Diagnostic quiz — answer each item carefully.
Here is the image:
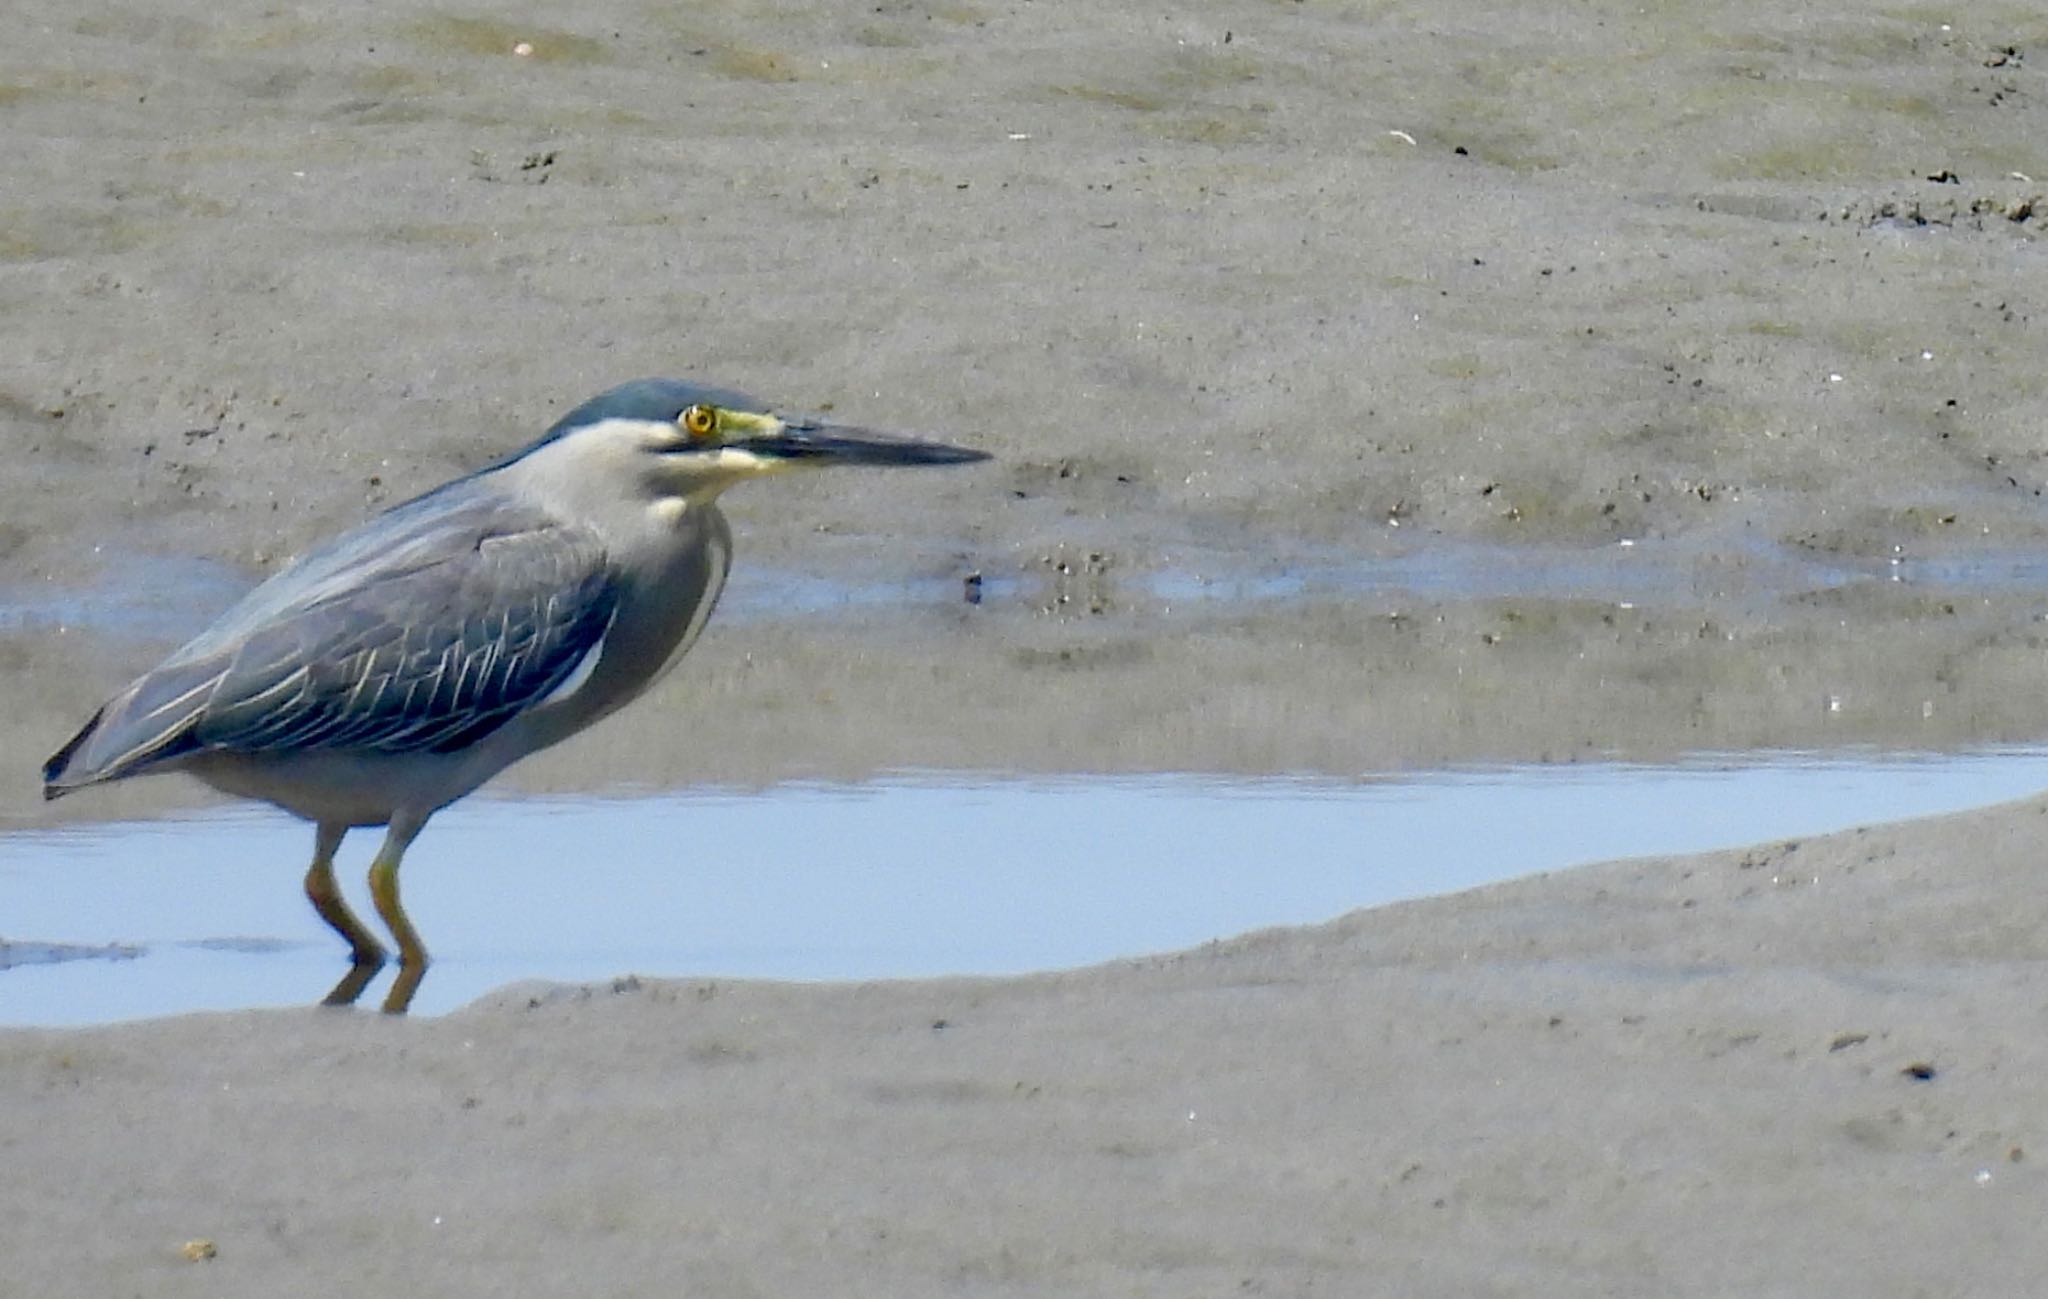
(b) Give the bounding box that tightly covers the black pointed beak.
[733,421,991,467]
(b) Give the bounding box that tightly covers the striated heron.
[43,378,988,1012]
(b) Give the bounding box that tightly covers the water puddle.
[0,553,250,641]
[5,748,2046,1025]
[19,533,2048,645]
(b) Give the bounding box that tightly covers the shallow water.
[0,553,250,641]
[15,531,2048,642]
[5,749,2047,1025]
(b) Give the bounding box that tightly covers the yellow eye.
[680,405,717,438]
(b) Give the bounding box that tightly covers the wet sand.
[6,0,2048,1290]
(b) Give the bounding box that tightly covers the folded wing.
[44,487,617,794]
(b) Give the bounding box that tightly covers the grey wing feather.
[45,485,617,791]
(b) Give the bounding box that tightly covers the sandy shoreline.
[7,0,2048,1290]
[10,796,2048,1294]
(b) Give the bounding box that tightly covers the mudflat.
[4,0,2048,1292]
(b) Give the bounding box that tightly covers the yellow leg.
[303,822,387,1007]
[367,812,430,1015]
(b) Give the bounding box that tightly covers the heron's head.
[511,378,988,508]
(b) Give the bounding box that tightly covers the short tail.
[41,707,105,800]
